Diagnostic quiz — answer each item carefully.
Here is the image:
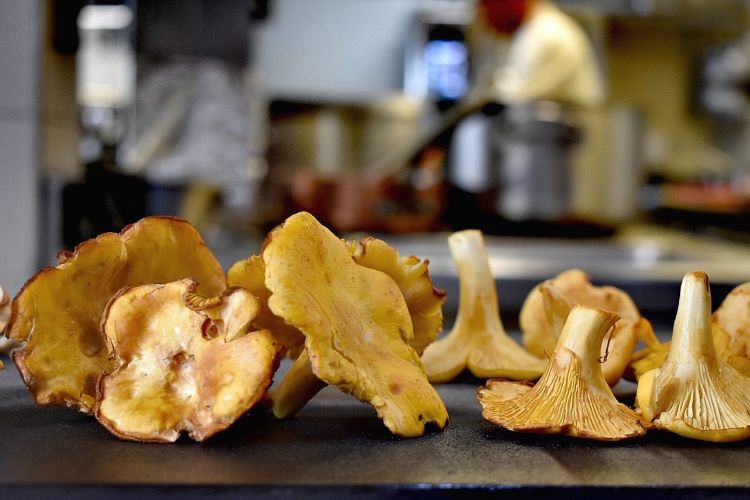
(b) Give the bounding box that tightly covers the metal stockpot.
[495,102,580,221]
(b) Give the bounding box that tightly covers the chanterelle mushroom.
[520,269,651,386]
[96,280,279,443]
[346,237,446,356]
[627,281,750,382]
[228,237,445,358]
[264,212,448,438]
[421,230,546,382]
[636,272,750,442]
[228,255,305,356]
[478,305,646,441]
[6,217,226,412]
[711,282,750,378]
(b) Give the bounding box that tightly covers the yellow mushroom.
[478,305,645,441]
[711,282,750,377]
[229,237,445,359]
[346,236,446,356]
[228,255,305,357]
[5,217,226,412]
[264,212,448,438]
[421,230,546,382]
[627,281,750,382]
[520,269,651,386]
[636,272,750,442]
[96,280,279,443]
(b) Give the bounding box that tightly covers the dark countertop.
[2,356,750,499]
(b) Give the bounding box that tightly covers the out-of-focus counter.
[211,223,750,326]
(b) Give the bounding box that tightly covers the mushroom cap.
[6,216,226,412]
[479,305,645,441]
[263,212,448,437]
[636,272,750,442]
[96,280,279,443]
[422,230,546,382]
[712,282,750,377]
[228,237,445,358]
[347,237,446,356]
[520,269,644,386]
[228,255,305,355]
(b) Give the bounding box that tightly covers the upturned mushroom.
[263,212,448,438]
[636,272,750,442]
[627,281,750,381]
[520,269,651,386]
[478,305,646,441]
[5,217,226,412]
[421,230,546,382]
[96,280,280,442]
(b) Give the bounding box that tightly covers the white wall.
[0,1,41,293]
[255,0,463,102]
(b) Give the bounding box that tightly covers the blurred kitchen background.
[3,0,750,323]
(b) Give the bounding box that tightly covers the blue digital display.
[424,40,469,101]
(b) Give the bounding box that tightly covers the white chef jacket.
[493,1,605,108]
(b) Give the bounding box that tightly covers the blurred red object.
[478,0,531,35]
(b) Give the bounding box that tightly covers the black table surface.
[1,356,750,500]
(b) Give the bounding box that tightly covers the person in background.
[445,0,608,229]
[478,0,605,109]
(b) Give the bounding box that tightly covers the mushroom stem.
[450,230,503,336]
[669,272,715,363]
[556,305,619,381]
[270,348,326,419]
[422,230,546,381]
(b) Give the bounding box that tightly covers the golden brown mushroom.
[96,280,279,442]
[228,255,305,356]
[636,272,750,442]
[712,282,750,377]
[346,237,446,355]
[421,230,546,382]
[520,269,651,386]
[264,212,448,438]
[6,216,226,412]
[478,305,645,441]
[627,281,750,381]
[228,237,445,358]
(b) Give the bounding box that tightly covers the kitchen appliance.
[60,0,267,247]
[496,101,580,221]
